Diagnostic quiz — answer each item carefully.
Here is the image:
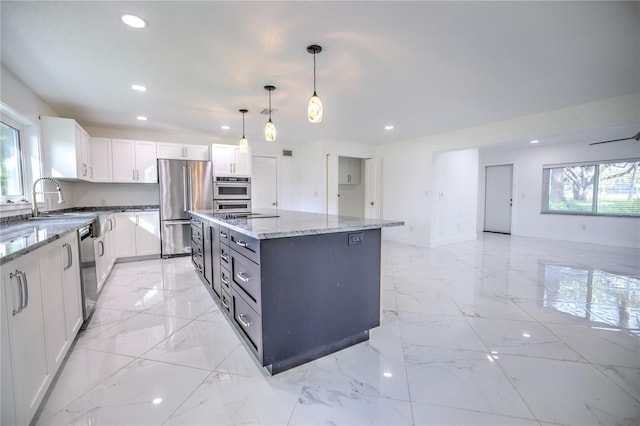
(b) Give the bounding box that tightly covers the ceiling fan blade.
[589,131,640,145]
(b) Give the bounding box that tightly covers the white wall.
[480,140,640,248]
[376,93,640,248]
[431,149,479,246]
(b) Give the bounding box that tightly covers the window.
[542,159,640,217]
[1,119,25,202]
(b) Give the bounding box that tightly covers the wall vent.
[282,149,293,157]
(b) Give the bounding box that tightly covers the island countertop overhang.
[189,208,404,240]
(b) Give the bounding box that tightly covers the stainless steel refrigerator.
[158,159,213,257]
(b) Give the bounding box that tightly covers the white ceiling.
[1,1,639,146]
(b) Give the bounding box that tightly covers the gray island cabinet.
[190,209,403,374]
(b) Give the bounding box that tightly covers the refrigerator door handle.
[164,220,190,225]
[182,166,188,213]
[188,167,193,211]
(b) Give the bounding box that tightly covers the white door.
[252,156,277,209]
[364,158,381,219]
[484,164,513,234]
[326,154,339,214]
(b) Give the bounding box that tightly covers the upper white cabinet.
[339,156,361,185]
[41,116,93,181]
[211,143,251,176]
[90,137,113,183]
[111,139,158,183]
[158,142,209,161]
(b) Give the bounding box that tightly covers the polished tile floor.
[34,233,639,425]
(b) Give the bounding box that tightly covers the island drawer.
[219,226,230,246]
[231,250,261,314]
[232,290,262,358]
[220,287,232,317]
[230,230,260,264]
[220,245,231,268]
[190,218,203,243]
[220,265,231,291]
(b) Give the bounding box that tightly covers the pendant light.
[238,109,249,153]
[264,85,276,142]
[307,44,323,123]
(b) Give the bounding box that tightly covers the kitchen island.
[189,209,403,374]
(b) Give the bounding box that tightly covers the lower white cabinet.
[112,211,160,259]
[1,231,83,425]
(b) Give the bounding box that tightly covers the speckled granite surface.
[190,209,404,240]
[0,206,159,264]
[0,217,95,265]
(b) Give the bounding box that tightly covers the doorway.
[484,164,513,234]
[252,156,277,209]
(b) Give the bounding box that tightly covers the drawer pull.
[234,240,248,248]
[221,274,230,286]
[237,313,252,327]
[221,253,229,262]
[222,296,230,310]
[220,231,228,238]
[236,271,250,282]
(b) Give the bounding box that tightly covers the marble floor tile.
[80,313,190,357]
[499,354,640,425]
[164,371,302,426]
[36,359,210,425]
[404,344,535,419]
[34,349,135,421]
[33,234,639,426]
[141,318,240,370]
[288,386,414,425]
[468,317,585,361]
[411,402,541,425]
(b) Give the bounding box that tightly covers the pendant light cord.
[313,51,317,94]
[268,90,272,121]
[242,112,246,138]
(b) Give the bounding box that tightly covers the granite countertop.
[190,209,404,240]
[0,206,160,265]
[0,216,96,265]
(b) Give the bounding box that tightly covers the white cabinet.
[111,139,158,183]
[158,142,209,160]
[211,144,251,176]
[339,156,361,185]
[91,137,113,183]
[41,116,93,181]
[1,232,84,425]
[112,211,160,259]
[94,214,117,291]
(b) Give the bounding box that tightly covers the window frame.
[0,115,28,203]
[541,158,640,218]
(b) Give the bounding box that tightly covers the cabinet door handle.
[237,313,252,327]
[63,243,72,270]
[236,271,250,282]
[20,271,29,310]
[234,240,248,248]
[89,166,93,179]
[133,169,136,180]
[10,270,23,316]
[99,240,105,257]
[83,163,87,176]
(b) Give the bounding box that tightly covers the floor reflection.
[541,263,640,331]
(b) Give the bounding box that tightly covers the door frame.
[481,162,516,234]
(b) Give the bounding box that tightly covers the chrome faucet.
[32,177,65,217]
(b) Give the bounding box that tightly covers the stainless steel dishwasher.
[78,222,97,327]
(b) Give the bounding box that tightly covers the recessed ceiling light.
[530,140,539,144]
[384,125,394,130]
[136,116,148,121]
[131,84,147,92]
[121,14,147,29]
[221,125,230,130]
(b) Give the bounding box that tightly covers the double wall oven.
[213,176,251,214]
